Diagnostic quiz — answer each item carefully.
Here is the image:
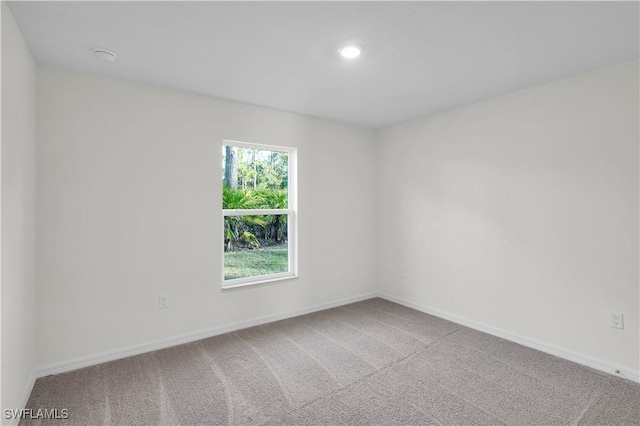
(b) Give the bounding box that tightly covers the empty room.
[1,1,639,425]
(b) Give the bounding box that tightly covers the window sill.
[222,273,298,291]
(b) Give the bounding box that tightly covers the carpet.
[23,298,640,425]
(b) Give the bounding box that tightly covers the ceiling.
[8,1,639,129]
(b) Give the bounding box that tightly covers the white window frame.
[221,139,298,289]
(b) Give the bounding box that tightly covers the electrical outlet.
[609,312,623,329]
[159,295,169,309]
[400,268,406,278]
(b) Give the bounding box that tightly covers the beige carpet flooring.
[23,298,640,425]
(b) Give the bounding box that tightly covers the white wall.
[1,1,38,414]
[376,60,639,371]
[36,66,377,366]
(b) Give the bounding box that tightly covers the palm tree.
[256,189,288,244]
[222,186,265,251]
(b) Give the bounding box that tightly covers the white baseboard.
[3,372,38,426]
[379,292,640,383]
[35,292,378,378]
[21,288,638,414]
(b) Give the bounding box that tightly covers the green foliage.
[224,216,262,251]
[222,146,289,254]
[222,185,288,251]
[254,189,287,209]
[223,186,263,251]
[253,189,288,242]
[223,147,288,191]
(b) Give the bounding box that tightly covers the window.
[222,140,297,288]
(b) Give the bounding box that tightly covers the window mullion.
[223,209,292,216]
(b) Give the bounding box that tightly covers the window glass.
[222,142,296,288]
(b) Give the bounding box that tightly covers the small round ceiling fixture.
[93,48,117,63]
[338,45,362,59]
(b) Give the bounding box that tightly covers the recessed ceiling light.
[339,45,362,59]
[93,48,117,63]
